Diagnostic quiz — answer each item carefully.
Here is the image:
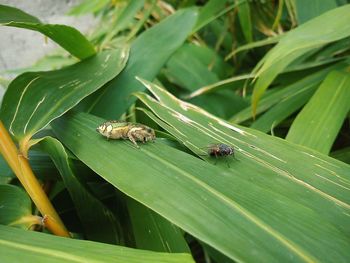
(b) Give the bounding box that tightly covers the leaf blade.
[0,4,96,59]
[134,78,350,262]
[0,225,194,263]
[91,8,198,119]
[252,5,350,114]
[286,70,350,154]
[0,47,129,142]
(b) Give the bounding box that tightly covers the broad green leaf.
[250,84,317,133]
[127,198,190,253]
[0,184,37,228]
[237,0,253,43]
[0,225,194,263]
[0,4,95,60]
[91,8,198,119]
[294,0,338,24]
[286,70,350,154]
[50,111,305,262]
[134,78,350,262]
[54,104,350,262]
[252,5,350,114]
[0,47,129,143]
[40,137,123,244]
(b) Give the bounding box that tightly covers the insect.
[207,143,234,157]
[201,143,235,166]
[96,120,155,148]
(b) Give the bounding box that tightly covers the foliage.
[0,1,349,262]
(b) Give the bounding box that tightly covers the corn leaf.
[91,8,198,119]
[133,78,350,262]
[0,47,129,143]
[286,70,350,154]
[0,225,194,263]
[252,5,350,115]
[0,4,95,59]
[40,137,123,244]
[0,184,33,228]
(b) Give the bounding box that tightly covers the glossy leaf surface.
[0,225,194,263]
[134,78,350,262]
[286,70,350,154]
[0,47,129,142]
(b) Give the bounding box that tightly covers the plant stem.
[0,121,70,237]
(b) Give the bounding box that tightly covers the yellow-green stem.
[0,121,70,237]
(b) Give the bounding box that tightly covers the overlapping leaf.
[252,4,350,114]
[286,70,350,154]
[91,8,198,119]
[40,137,123,244]
[0,184,36,228]
[133,78,350,262]
[0,225,194,263]
[0,47,129,143]
[0,4,95,59]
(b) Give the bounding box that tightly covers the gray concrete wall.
[0,0,97,72]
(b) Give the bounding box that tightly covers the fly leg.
[214,152,218,165]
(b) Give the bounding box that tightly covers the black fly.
[201,143,236,167]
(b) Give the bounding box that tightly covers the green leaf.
[0,225,194,263]
[91,8,198,119]
[165,44,231,92]
[52,111,283,262]
[166,54,217,92]
[0,47,129,143]
[250,83,317,133]
[286,70,350,154]
[0,184,35,228]
[0,4,96,59]
[134,78,350,262]
[40,137,123,244]
[230,64,340,123]
[189,91,248,119]
[252,5,350,114]
[237,0,253,43]
[294,0,338,24]
[127,198,190,253]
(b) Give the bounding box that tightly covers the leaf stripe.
[9,76,40,135]
[142,148,318,263]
